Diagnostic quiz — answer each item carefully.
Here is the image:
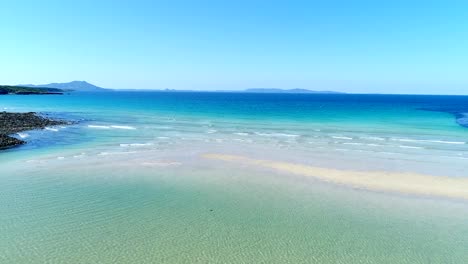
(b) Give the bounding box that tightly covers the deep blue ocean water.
[3,92,468,125]
[2,92,468,159]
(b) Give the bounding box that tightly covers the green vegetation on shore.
[0,85,64,95]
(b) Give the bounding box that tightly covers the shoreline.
[203,153,468,200]
[0,112,69,149]
[0,85,64,95]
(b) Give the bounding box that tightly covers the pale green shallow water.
[2,92,468,263]
[2,161,468,263]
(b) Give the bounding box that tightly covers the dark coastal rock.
[0,112,69,150]
[0,134,25,149]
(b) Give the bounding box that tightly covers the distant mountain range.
[243,88,344,94]
[21,81,107,92]
[14,82,343,94]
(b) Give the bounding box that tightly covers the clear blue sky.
[1,0,467,94]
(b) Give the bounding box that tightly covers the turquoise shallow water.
[1,92,468,263]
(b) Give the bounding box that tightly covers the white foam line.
[88,125,137,130]
[45,127,59,132]
[255,132,299,137]
[363,136,385,141]
[17,132,29,139]
[399,145,423,149]
[332,136,353,140]
[110,125,136,130]
[422,140,465,145]
[276,133,300,137]
[120,143,153,147]
[392,138,465,145]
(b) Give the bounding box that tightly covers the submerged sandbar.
[203,153,468,200]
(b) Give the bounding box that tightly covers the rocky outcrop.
[0,134,25,149]
[0,112,69,149]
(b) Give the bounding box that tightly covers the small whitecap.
[274,133,299,137]
[399,145,423,149]
[421,140,465,145]
[110,125,136,130]
[255,132,299,137]
[363,136,385,141]
[332,136,353,140]
[366,143,383,147]
[392,138,464,145]
[17,132,29,139]
[120,143,153,147]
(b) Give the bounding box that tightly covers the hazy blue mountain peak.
[22,81,107,92]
